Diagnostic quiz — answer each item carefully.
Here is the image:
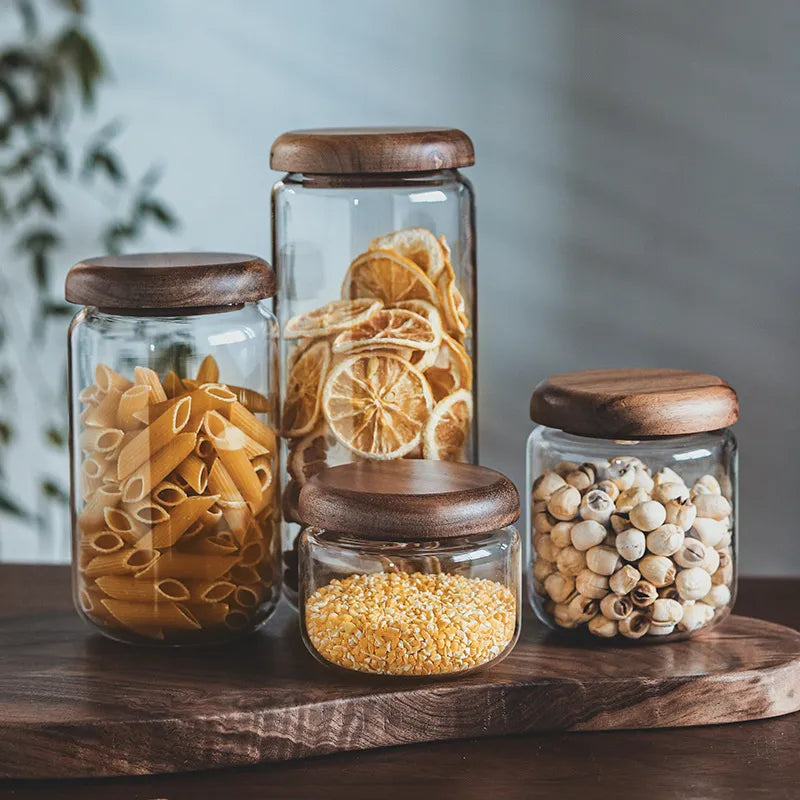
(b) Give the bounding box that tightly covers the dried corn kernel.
[304,571,516,676]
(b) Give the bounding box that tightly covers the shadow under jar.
[297,460,521,677]
[271,127,477,604]
[65,253,281,645]
[527,369,739,643]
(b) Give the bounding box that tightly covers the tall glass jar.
[526,369,739,643]
[65,253,281,644]
[271,127,478,602]
[297,460,521,677]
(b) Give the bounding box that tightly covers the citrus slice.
[288,425,336,485]
[369,228,446,281]
[422,389,473,461]
[341,250,439,307]
[424,333,473,402]
[436,263,469,337]
[395,300,444,370]
[332,308,441,354]
[285,298,382,339]
[282,340,330,438]
[322,353,433,460]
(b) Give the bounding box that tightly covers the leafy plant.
[0,0,179,544]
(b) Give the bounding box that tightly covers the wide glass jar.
[271,127,478,603]
[527,369,738,643]
[297,461,521,677]
[65,253,281,645]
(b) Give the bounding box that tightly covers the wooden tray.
[2,603,799,779]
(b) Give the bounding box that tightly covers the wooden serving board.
[2,602,799,779]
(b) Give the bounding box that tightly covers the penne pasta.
[79,384,100,405]
[238,539,265,568]
[103,507,145,544]
[95,363,133,394]
[180,519,206,540]
[185,602,229,627]
[206,458,253,539]
[186,385,236,432]
[116,384,152,430]
[79,426,124,454]
[224,608,250,631]
[229,402,276,454]
[84,547,159,579]
[121,432,196,503]
[83,387,123,428]
[135,494,219,550]
[78,484,122,533]
[117,396,192,480]
[204,412,262,506]
[181,535,239,557]
[101,598,200,632]
[162,370,184,398]
[95,575,190,603]
[234,582,267,609]
[134,551,237,581]
[122,498,170,526]
[133,366,167,402]
[228,564,260,585]
[79,585,119,626]
[225,384,271,414]
[82,530,126,554]
[82,453,111,481]
[200,503,223,528]
[195,434,215,460]
[185,578,236,603]
[195,354,220,383]
[242,434,269,459]
[176,454,209,494]
[153,481,188,508]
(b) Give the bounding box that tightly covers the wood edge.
[3,615,798,779]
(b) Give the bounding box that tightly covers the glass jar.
[297,460,521,677]
[65,253,281,645]
[527,369,739,643]
[271,127,477,603]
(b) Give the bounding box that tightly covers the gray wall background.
[2,0,798,573]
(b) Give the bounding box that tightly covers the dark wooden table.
[0,565,798,800]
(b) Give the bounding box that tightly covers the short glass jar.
[297,460,521,677]
[527,369,738,643]
[65,253,281,644]
[271,127,478,604]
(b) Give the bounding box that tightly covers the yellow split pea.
[304,571,516,676]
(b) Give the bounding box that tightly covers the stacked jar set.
[64,128,738,674]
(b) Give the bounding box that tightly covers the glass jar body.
[299,526,521,676]
[273,171,477,603]
[526,426,737,642]
[68,303,281,645]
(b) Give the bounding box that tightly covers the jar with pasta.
[271,127,478,603]
[65,252,280,644]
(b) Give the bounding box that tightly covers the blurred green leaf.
[42,301,73,317]
[81,148,124,184]
[53,26,105,105]
[137,199,177,229]
[41,479,68,504]
[15,227,62,254]
[0,489,29,518]
[45,427,66,447]
[0,421,11,444]
[16,0,38,37]
[15,177,59,216]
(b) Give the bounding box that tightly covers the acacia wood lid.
[298,461,519,539]
[65,252,275,310]
[270,127,474,174]
[530,368,739,438]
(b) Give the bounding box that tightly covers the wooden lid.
[65,252,275,310]
[298,461,519,539]
[530,368,739,438]
[270,127,474,174]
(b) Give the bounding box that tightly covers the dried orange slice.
[332,308,441,354]
[436,263,469,337]
[422,389,473,461]
[342,250,439,307]
[322,353,433,459]
[288,425,336,485]
[282,340,330,438]
[395,300,444,370]
[369,228,446,281]
[285,298,382,339]
[424,333,473,402]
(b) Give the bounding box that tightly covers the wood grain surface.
[530,368,739,438]
[0,566,798,780]
[65,252,275,310]
[270,127,475,174]
[298,461,520,538]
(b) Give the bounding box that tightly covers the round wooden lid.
[270,127,474,174]
[65,252,275,310]
[298,461,519,539]
[530,368,739,438]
